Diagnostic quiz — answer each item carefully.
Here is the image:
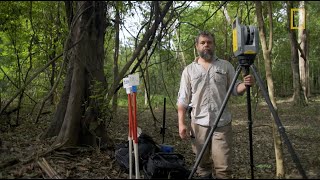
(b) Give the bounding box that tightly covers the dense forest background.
[0,1,319,179]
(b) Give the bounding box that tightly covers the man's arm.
[178,103,188,139]
[177,67,191,140]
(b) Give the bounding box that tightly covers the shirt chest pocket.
[190,73,203,92]
[214,68,227,85]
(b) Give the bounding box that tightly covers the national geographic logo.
[291,8,305,29]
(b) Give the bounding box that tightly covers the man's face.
[196,35,214,61]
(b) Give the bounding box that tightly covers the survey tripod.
[188,55,308,179]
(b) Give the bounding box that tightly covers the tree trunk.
[298,1,309,102]
[221,4,231,60]
[287,1,306,106]
[144,57,150,106]
[42,1,109,148]
[112,5,120,116]
[255,1,285,178]
[175,26,187,69]
[48,2,62,105]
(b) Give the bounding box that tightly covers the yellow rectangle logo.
[232,28,238,53]
[291,8,305,29]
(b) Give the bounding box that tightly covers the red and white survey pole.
[123,74,140,179]
[123,77,133,179]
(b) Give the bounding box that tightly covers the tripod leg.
[242,66,254,179]
[250,64,308,179]
[188,65,242,179]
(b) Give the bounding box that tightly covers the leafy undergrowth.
[0,96,320,179]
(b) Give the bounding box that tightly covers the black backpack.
[143,152,190,179]
[114,133,160,172]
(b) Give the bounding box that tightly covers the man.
[177,31,254,179]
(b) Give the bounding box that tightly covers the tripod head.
[232,17,259,67]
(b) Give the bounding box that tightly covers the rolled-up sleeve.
[226,63,242,96]
[177,68,191,108]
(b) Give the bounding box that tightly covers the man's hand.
[236,74,255,94]
[243,74,255,86]
[178,104,189,140]
[179,123,188,140]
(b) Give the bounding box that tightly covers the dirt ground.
[0,96,319,179]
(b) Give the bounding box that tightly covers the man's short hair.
[195,31,215,44]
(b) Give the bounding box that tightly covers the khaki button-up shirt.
[177,57,242,127]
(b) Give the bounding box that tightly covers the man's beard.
[198,50,213,61]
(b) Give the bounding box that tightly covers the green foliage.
[0,1,67,103]
[1,1,320,117]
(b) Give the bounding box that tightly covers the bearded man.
[177,31,254,179]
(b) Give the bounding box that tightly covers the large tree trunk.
[42,1,109,148]
[255,1,284,178]
[287,1,306,106]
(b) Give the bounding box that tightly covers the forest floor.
[0,95,320,179]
